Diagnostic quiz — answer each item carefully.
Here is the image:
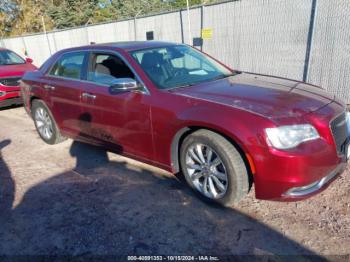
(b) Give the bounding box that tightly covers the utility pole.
[134,10,142,41]
[42,16,52,55]
[186,0,192,45]
[134,0,151,41]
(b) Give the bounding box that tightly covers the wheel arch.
[26,96,42,117]
[170,126,255,187]
[30,96,41,106]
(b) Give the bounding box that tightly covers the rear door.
[44,51,88,137]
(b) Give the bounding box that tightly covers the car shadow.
[0,139,324,258]
[0,139,14,215]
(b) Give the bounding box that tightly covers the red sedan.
[0,48,37,108]
[20,41,350,206]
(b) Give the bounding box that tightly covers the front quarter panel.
[151,91,273,173]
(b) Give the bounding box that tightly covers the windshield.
[0,50,25,66]
[130,45,233,89]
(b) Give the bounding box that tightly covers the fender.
[169,103,269,173]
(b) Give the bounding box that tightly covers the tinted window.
[49,52,86,80]
[88,53,135,86]
[131,45,232,89]
[0,50,25,65]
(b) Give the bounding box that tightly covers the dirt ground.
[0,106,349,257]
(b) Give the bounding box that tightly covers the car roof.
[62,41,182,53]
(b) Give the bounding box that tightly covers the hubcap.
[185,143,228,199]
[35,107,53,140]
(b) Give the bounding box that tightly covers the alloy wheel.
[35,107,53,140]
[185,143,228,199]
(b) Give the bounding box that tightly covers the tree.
[48,0,99,29]
[1,0,224,37]
[10,0,54,36]
[0,0,18,37]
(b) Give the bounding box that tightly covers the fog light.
[0,91,5,97]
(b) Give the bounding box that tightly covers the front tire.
[180,130,249,206]
[31,99,66,145]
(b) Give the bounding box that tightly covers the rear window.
[49,52,86,80]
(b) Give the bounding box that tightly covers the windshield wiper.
[167,83,196,90]
[210,75,228,81]
[167,71,241,91]
[210,72,239,81]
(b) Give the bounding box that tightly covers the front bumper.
[0,85,22,108]
[253,139,348,201]
[252,103,349,201]
[282,162,347,198]
[0,97,22,108]
[0,85,22,107]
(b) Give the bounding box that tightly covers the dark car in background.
[20,41,350,206]
[0,48,37,108]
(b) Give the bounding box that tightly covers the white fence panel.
[181,8,202,45]
[308,0,350,103]
[23,34,52,66]
[113,20,135,41]
[87,20,134,44]
[203,0,311,80]
[2,37,27,59]
[0,0,349,102]
[52,27,88,51]
[136,12,182,43]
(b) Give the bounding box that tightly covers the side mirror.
[25,57,33,64]
[109,78,141,94]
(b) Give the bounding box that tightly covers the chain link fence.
[307,0,350,102]
[0,0,349,103]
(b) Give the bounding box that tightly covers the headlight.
[265,124,320,149]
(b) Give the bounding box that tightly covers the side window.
[88,53,135,86]
[49,52,86,80]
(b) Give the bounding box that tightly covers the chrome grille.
[0,77,21,87]
[330,112,348,155]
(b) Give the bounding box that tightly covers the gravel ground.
[0,106,349,257]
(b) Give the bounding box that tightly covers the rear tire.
[180,129,249,207]
[31,99,66,145]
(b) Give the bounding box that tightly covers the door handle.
[43,84,55,90]
[81,92,96,99]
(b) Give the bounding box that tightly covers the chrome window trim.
[45,49,150,95]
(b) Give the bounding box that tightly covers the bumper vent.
[0,77,21,87]
[330,112,348,155]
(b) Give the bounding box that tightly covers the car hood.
[171,73,337,120]
[0,63,37,78]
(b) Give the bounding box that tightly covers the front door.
[79,51,153,160]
